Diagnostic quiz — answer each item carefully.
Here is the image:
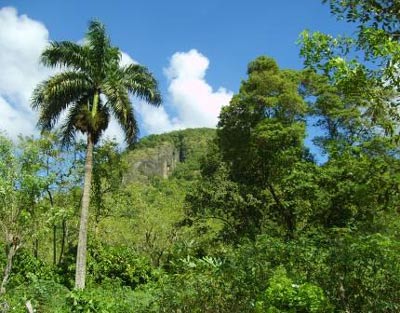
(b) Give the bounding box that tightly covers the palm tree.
[31,20,161,289]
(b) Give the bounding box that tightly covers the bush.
[87,242,153,288]
[66,283,136,313]
[8,249,61,289]
[1,275,69,312]
[57,242,154,289]
[255,267,332,313]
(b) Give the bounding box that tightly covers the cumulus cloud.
[0,7,135,144]
[0,7,52,139]
[0,8,233,142]
[120,51,138,67]
[137,49,233,134]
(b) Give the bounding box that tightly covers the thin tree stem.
[0,237,21,295]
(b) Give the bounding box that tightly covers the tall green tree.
[31,20,161,289]
[0,134,51,294]
[186,57,319,240]
[299,1,400,140]
[217,56,312,238]
[297,0,400,230]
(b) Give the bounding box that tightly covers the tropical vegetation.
[0,0,400,312]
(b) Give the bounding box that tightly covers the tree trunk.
[53,224,57,265]
[32,210,39,258]
[75,134,94,289]
[59,218,67,264]
[25,300,34,313]
[47,190,57,265]
[34,238,39,259]
[0,238,21,295]
[267,183,295,239]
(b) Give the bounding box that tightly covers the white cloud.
[136,101,184,134]
[165,49,209,80]
[0,7,136,144]
[120,51,138,67]
[0,96,36,138]
[0,6,52,140]
[137,49,233,134]
[0,8,233,142]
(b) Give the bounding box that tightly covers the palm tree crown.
[32,20,161,145]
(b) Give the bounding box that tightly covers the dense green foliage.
[1,2,400,311]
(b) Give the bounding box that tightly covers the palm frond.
[122,64,162,105]
[102,77,138,144]
[86,20,109,49]
[113,102,138,145]
[32,71,92,130]
[60,103,82,146]
[86,20,120,82]
[41,41,91,72]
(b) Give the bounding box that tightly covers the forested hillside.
[1,0,400,312]
[0,128,225,311]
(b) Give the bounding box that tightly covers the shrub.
[255,267,332,313]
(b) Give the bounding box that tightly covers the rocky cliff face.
[122,142,180,184]
[122,128,216,184]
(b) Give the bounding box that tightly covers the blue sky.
[0,0,353,145]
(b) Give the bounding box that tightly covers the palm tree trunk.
[75,134,94,289]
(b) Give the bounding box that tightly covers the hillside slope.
[122,128,216,183]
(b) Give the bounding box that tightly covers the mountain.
[122,128,216,183]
